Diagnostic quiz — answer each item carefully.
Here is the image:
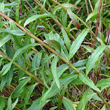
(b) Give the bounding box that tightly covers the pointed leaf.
[86,12,98,22]
[86,46,106,75]
[63,97,75,110]
[51,56,60,89]
[96,78,110,91]
[24,14,56,27]
[44,40,61,52]
[77,88,96,110]
[67,9,80,29]
[69,29,89,60]
[0,35,12,48]
[79,72,101,92]
[11,77,31,98]
[61,27,71,50]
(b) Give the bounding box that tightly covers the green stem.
[0,50,45,86]
[0,11,80,74]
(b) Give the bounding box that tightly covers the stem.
[0,11,80,74]
[0,50,45,86]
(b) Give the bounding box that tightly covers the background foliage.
[0,0,110,110]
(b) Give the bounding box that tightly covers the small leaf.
[63,97,75,110]
[11,43,39,64]
[41,74,78,102]
[24,83,38,105]
[0,63,11,76]
[0,96,5,110]
[86,46,106,75]
[44,40,61,52]
[24,14,56,27]
[96,78,110,91]
[79,72,101,92]
[5,28,25,36]
[77,88,96,110]
[51,56,60,89]
[11,77,31,98]
[67,9,80,29]
[0,35,12,48]
[86,12,98,22]
[69,29,89,60]
[61,27,71,50]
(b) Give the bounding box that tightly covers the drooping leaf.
[44,40,61,52]
[77,88,96,110]
[11,77,31,98]
[5,28,25,36]
[86,46,106,75]
[24,14,56,27]
[41,74,78,102]
[79,72,101,92]
[63,97,75,110]
[67,9,80,29]
[11,43,39,64]
[51,56,60,89]
[0,35,12,48]
[69,29,89,60]
[0,96,5,110]
[27,97,50,110]
[24,83,38,105]
[86,12,98,22]
[61,27,71,50]
[96,78,110,91]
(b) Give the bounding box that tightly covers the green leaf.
[86,12,98,22]
[32,53,42,69]
[77,88,96,110]
[11,43,39,64]
[5,2,20,7]
[41,74,78,102]
[69,29,89,60]
[0,63,11,76]
[51,56,60,89]
[61,27,71,50]
[44,40,61,52]
[67,9,80,29]
[11,77,31,98]
[63,97,75,110]
[24,14,56,27]
[24,83,38,105]
[0,35,12,48]
[12,98,18,109]
[7,96,12,110]
[96,78,110,91]
[41,53,54,65]
[86,46,106,75]
[5,28,25,36]
[57,64,69,77]
[0,2,4,13]
[27,98,50,110]
[79,72,101,92]
[0,96,5,110]
[0,21,8,28]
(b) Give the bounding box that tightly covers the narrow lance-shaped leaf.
[96,78,110,91]
[51,56,60,89]
[77,88,97,110]
[69,29,89,60]
[44,40,61,53]
[67,9,80,29]
[79,71,101,92]
[24,14,56,27]
[61,27,71,50]
[11,77,31,98]
[86,46,106,75]
[63,97,75,110]
[0,35,12,48]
